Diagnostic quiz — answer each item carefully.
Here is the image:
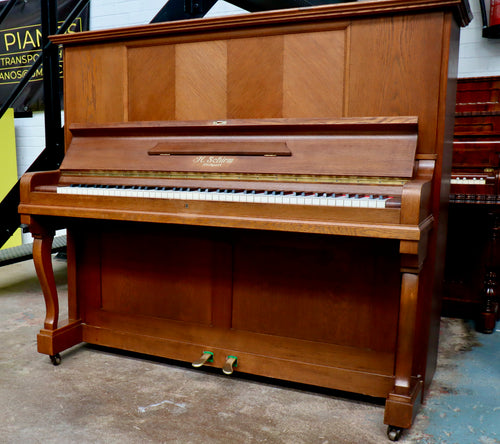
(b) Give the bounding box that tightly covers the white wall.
[89,0,175,30]
[89,0,244,30]
[458,0,500,77]
[15,112,46,178]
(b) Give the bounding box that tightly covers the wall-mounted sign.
[0,0,89,113]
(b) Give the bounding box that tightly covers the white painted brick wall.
[89,0,244,30]
[458,0,500,78]
[14,112,46,178]
[89,0,167,30]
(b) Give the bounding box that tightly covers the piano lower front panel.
[70,220,400,398]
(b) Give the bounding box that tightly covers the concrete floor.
[0,258,498,443]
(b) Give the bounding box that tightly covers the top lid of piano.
[50,0,472,47]
[62,116,419,180]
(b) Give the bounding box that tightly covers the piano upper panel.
[50,0,470,162]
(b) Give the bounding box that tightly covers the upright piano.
[18,0,471,440]
[444,76,500,333]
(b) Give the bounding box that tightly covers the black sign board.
[0,0,89,113]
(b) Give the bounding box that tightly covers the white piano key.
[267,192,277,204]
[319,194,328,206]
[274,192,284,204]
[236,191,247,203]
[254,192,268,204]
[335,195,346,207]
[358,196,371,208]
[351,195,361,207]
[202,190,213,201]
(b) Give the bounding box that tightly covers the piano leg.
[384,272,423,437]
[478,213,499,334]
[32,231,59,331]
[29,224,83,362]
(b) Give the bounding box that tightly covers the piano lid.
[61,117,419,182]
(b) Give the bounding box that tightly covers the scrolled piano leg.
[31,226,83,360]
[32,231,59,331]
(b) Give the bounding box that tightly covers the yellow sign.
[0,108,21,248]
[0,0,89,112]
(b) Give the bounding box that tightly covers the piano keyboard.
[57,184,395,208]
[450,177,487,185]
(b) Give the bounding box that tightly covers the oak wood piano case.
[18,0,471,440]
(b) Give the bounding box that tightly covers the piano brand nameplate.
[192,156,236,167]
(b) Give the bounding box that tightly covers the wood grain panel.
[232,233,400,352]
[64,44,126,127]
[227,35,284,118]
[283,29,346,118]
[99,227,216,325]
[348,13,444,154]
[175,40,227,120]
[127,45,175,121]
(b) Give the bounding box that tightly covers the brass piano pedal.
[192,351,214,368]
[222,355,238,375]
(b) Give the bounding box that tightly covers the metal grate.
[0,235,66,266]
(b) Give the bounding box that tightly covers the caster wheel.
[387,425,402,441]
[49,353,61,366]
